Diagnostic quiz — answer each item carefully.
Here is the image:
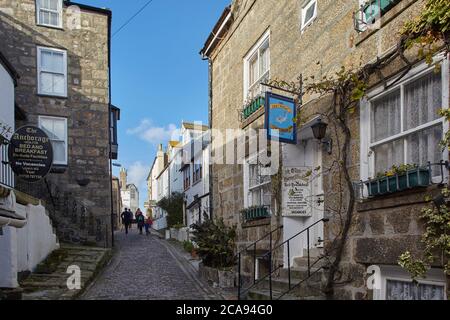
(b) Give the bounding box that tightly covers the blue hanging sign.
[265,92,297,144]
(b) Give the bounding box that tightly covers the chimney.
[120,168,127,189]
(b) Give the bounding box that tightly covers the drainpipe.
[106,10,114,248]
[206,58,213,220]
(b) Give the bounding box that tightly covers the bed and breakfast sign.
[282,166,313,217]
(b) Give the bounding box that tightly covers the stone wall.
[0,1,112,247]
[207,0,443,299]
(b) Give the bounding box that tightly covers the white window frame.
[243,151,272,209]
[360,54,450,183]
[372,265,447,300]
[301,0,318,32]
[243,29,270,102]
[38,115,68,166]
[36,0,63,29]
[37,46,68,97]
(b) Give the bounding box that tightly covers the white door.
[282,138,324,267]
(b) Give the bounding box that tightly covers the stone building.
[111,176,121,230]
[201,0,448,299]
[120,168,139,214]
[0,0,119,247]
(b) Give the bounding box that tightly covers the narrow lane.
[81,228,212,300]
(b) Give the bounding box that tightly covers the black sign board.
[8,126,53,183]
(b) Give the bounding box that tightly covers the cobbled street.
[81,228,219,300]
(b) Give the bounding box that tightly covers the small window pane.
[249,55,258,86]
[40,72,54,94]
[50,12,59,27]
[52,74,65,95]
[49,0,58,11]
[373,139,404,174]
[371,89,401,143]
[404,72,442,130]
[406,125,442,169]
[52,141,66,163]
[260,42,269,75]
[304,2,316,23]
[40,50,53,70]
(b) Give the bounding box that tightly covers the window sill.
[241,106,265,129]
[50,165,67,174]
[192,180,202,187]
[37,93,68,100]
[356,184,442,212]
[242,217,271,229]
[354,0,418,47]
[36,24,64,31]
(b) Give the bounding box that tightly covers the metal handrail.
[237,218,328,300]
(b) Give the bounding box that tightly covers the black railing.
[0,139,14,189]
[237,218,328,300]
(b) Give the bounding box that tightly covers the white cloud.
[127,118,180,145]
[127,161,150,194]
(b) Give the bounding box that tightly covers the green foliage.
[375,163,419,179]
[402,0,450,64]
[182,240,194,253]
[190,217,237,270]
[156,192,184,228]
[399,188,450,280]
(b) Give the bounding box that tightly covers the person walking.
[136,209,145,235]
[144,215,153,236]
[121,208,133,235]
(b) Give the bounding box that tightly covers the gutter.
[200,10,232,59]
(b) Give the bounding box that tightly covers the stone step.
[19,245,111,300]
[246,288,325,301]
[279,266,323,281]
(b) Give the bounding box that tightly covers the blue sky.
[76,0,230,208]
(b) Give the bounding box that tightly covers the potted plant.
[191,218,237,288]
[366,164,431,197]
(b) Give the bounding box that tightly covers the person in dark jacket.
[135,209,145,235]
[121,208,133,235]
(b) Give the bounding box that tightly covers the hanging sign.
[265,92,297,144]
[8,126,53,183]
[282,166,313,217]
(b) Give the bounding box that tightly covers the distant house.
[120,168,139,214]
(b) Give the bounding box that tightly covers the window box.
[242,206,270,222]
[362,0,401,22]
[366,167,431,197]
[242,96,265,120]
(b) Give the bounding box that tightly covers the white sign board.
[282,166,313,217]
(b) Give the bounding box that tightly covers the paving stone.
[80,229,218,300]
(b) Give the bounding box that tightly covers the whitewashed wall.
[16,202,59,272]
[0,62,14,134]
[0,199,58,288]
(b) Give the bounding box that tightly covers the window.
[371,265,447,300]
[355,0,402,32]
[37,47,67,97]
[386,279,445,300]
[38,116,68,165]
[301,0,317,31]
[361,59,449,180]
[244,156,272,209]
[36,0,63,28]
[183,166,191,190]
[244,30,270,101]
[193,163,202,184]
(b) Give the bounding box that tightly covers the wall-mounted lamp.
[311,120,332,155]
